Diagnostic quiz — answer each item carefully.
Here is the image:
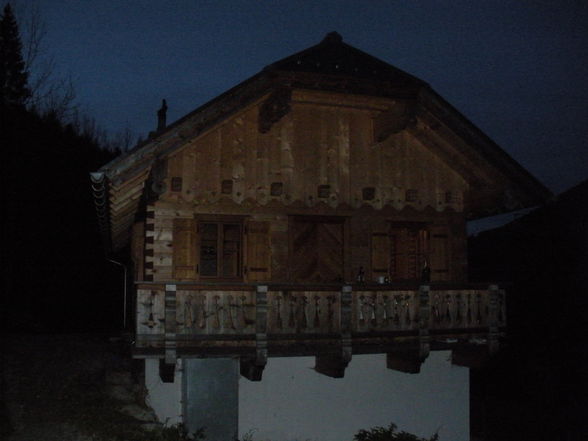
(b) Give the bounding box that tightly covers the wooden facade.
[92,33,549,380]
[134,89,469,287]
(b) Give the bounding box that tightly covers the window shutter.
[245,220,271,282]
[371,232,390,279]
[390,227,414,279]
[173,218,198,280]
[429,226,450,282]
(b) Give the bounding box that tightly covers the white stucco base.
[239,351,469,441]
[144,358,183,427]
[144,351,469,441]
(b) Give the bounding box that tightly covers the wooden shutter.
[429,226,450,282]
[245,220,271,282]
[371,232,390,279]
[390,226,415,279]
[388,224,429,281]
[173,218,198,280]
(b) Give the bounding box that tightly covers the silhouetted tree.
[0,3,30,108]
[354,423,439,441]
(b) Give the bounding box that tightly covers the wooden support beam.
[315,353,350,378]
[452,345,490,369]
[159,359,176,383]
[386,351,424,374]
[372,100,416,142]
[240,356,265,381]
[258,88,292,133]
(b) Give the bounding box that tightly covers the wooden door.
[290,217,344,283]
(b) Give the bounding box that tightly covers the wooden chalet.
[91,32,550,381]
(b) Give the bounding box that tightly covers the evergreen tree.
[0,3,30,108]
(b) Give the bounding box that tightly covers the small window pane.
[200,223,218,276]
[222,224,241,278]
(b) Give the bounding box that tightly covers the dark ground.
[1,333,146,441]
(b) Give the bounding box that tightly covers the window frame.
[197,216,245,281]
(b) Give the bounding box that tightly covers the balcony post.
[418,284,431,361]
[240,285,268,381]
[315,285,353,378]
[160,284,177,382]
[386,285,430,374]
[488,284,500,354]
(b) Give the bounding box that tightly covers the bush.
[354,423,439,441]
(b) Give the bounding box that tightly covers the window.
[199,221,243,279]
[405,189,418,203]
[173,217,271,282]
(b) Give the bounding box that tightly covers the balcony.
[134,283,505,380]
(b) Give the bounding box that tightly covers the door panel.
[290,218,344,283]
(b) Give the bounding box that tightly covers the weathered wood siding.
[160,90,467,211]
[139,203,465,283]
[138,89,469,284]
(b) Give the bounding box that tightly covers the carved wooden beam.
[373,100,417,142]
[258,88,292,133]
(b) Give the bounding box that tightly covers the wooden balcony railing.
[134,282,505,380]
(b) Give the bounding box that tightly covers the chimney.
[157,99,168,132]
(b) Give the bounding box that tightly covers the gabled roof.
[93,32,551,252]
[265,31,424,86]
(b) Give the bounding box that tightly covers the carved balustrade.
[175,290,256,335]
[354,290,419,332]
[136,284,505,347]
[266,291,341,334]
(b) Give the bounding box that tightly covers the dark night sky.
[26,0,588,196]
